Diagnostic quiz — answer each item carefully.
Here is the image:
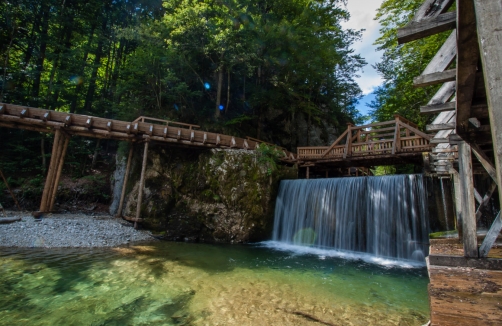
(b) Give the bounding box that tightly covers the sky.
[340,0,385,118]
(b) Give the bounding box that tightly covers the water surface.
[0,241,429,325]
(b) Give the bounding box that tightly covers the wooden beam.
[411,0,455,23]
[421,101,456,114]
[322,128,349,157]
[117,144,134,218]
[455,0,480,136]
[452,171,463,238]
[426,123,456,131]
[479,212,501,257]
[135,140,149,229]
[457,141,478,257]
[413,69,456,87]
[40,129,63,212]
[475,181,497,220]
[343,124,353,159]
[471,143,498,185]
[397,11,456,44]
[422,30,457,75]
[473,0,502,215]
[48,135,70,211]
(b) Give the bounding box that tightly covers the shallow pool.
[0,241,430,325]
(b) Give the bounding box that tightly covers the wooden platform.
[296,115,434,170]
[427,239,502,325]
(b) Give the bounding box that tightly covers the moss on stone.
[121,147,297,242]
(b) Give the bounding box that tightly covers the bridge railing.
[297,114,433,161]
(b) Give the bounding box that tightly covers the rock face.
[117,145,297,243]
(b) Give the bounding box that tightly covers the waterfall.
[272,175,429,262]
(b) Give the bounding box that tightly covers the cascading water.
[272,174,429,262]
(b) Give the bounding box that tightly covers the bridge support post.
[451,171,464,239]
[40,128,70,212]
[135,139,149,229]
[306,166,310,179]
[457,141,478,257]
[117,143,134,218]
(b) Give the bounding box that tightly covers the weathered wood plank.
[471,143,498,185]
[457,141,478,257]
[455,0,480,136]
[479,212,501,258]
[422,30,457,75]
[426,123,456,131]
[411,0,455,23]
[414,69,456,87]
[474,0,502,216]
[398,11,456,44]
[135,140,149,229]
[420,101,456,114]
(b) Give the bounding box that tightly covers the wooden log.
[122,216,144,223]
[457,141,478,257]
[40,129,63,212]
[413,69,456,87]
[117,144,134,218]
[422,30,457,75]
[455,0,480,136]
[135,140,149,229]
[421,101,456,114]
[397,11,456,44]
[48,135,70,211]
[474,0,502,212]
[426,123,456,131]
[479,212,502,257]
[0,217,21,224]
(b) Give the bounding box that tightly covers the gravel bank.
[0,211,156,248]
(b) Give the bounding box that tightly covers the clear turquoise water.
[0,241,430,325]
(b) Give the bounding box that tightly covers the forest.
[0,0,448,202]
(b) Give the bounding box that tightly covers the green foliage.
[1,0,366,152]
[371,166,397,176]
[256,143,283,175]
[369,0,454,129]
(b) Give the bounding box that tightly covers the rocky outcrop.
[117,145,297,243]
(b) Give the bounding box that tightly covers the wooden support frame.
[457,141,478,257]
[479,212,502,257]
[455,0,480,136]
[422,30,457,75]
[474,0,502,216]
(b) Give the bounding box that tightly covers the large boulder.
[117,145,296,243]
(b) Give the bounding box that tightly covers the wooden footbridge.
[296,114,434,177]
[0,102,295,226]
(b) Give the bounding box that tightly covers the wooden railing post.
[392,115,401,154]
[343,123,354,159]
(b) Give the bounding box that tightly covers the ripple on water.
[0,242,430,325]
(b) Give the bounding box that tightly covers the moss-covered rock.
[120,145,297,243]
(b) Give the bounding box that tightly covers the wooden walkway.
[0,102,295,224]
[0,102,295,161]
[296,114,434,172]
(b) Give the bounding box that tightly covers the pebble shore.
[0,211,155,248]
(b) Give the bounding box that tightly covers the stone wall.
[113,145,297,243]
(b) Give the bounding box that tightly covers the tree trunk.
[30,1,50,107]
[225,70,230,113]
[41,136,46,173]
[70,24,96,113]
[215,68,223,118]
[91,139,101,168]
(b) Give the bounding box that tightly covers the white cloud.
[340,0,385,95]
